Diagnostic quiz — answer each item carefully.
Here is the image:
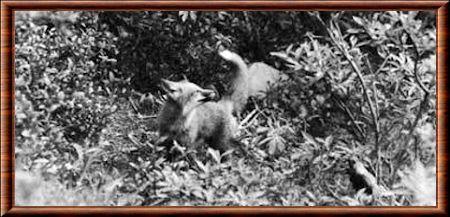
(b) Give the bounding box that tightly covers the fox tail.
[219,50,249,115]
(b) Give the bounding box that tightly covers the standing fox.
[157,78,237,152]
[157,50,245,152]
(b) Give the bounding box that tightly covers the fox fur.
[157,77,237,152]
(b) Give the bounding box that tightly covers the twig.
[374,54,393,75]
[128,97,139,113]
[239,109,259,129]
[127,133,144,147]
[138,115,158,119]
[333,96,364,140]
[404,30,430,94]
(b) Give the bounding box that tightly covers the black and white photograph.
[14,11,436,206]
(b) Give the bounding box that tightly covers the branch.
[336,32,380,143]
[364,55,380,120]
[313,13,379,137]
[404,30,431,159]
[311,13,381,181]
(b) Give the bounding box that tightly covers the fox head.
[160,78,217,114]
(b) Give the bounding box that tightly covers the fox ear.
[198,89,217,102]
[181,74,189,81]
[160,79,178,92]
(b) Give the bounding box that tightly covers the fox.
[219,50,287,114]
[157,77,238,152]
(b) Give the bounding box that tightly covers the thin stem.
[333,96,364,140]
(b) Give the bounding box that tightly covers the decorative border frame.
[1,1,448,216]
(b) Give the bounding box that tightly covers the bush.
[15,11,124,186]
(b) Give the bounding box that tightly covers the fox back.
[247,62,288,98]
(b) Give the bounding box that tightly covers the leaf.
[191,190,203,199]
[305,190,317,201]
[15,75,27,87]
[208,148,221,164]
[195,160,208,173]
[268,140,276,155]
[72,143,84,164]
[286,44,294,53]
[204,189,214,202]
[324,135,333,150]
[353,16,364,26]
[189,11,197,21]
[249,190,265,199]
[34,158,49,164]
[302,131,318,147]
[350,35,357,47]
[256,126,269,134]
[221,149,234,158]
[21,130,31,138]
[290,152,307,161]
[355,187,368,199]
[347,28,362,34]
[270,51,301,69]
[109,71,115,81]
[179,11,189,22]
[257,136,272,146]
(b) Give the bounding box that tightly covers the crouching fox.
[157,77,238,152]
[219,50,287,114]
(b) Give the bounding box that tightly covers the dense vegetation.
[15,11,436,206]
